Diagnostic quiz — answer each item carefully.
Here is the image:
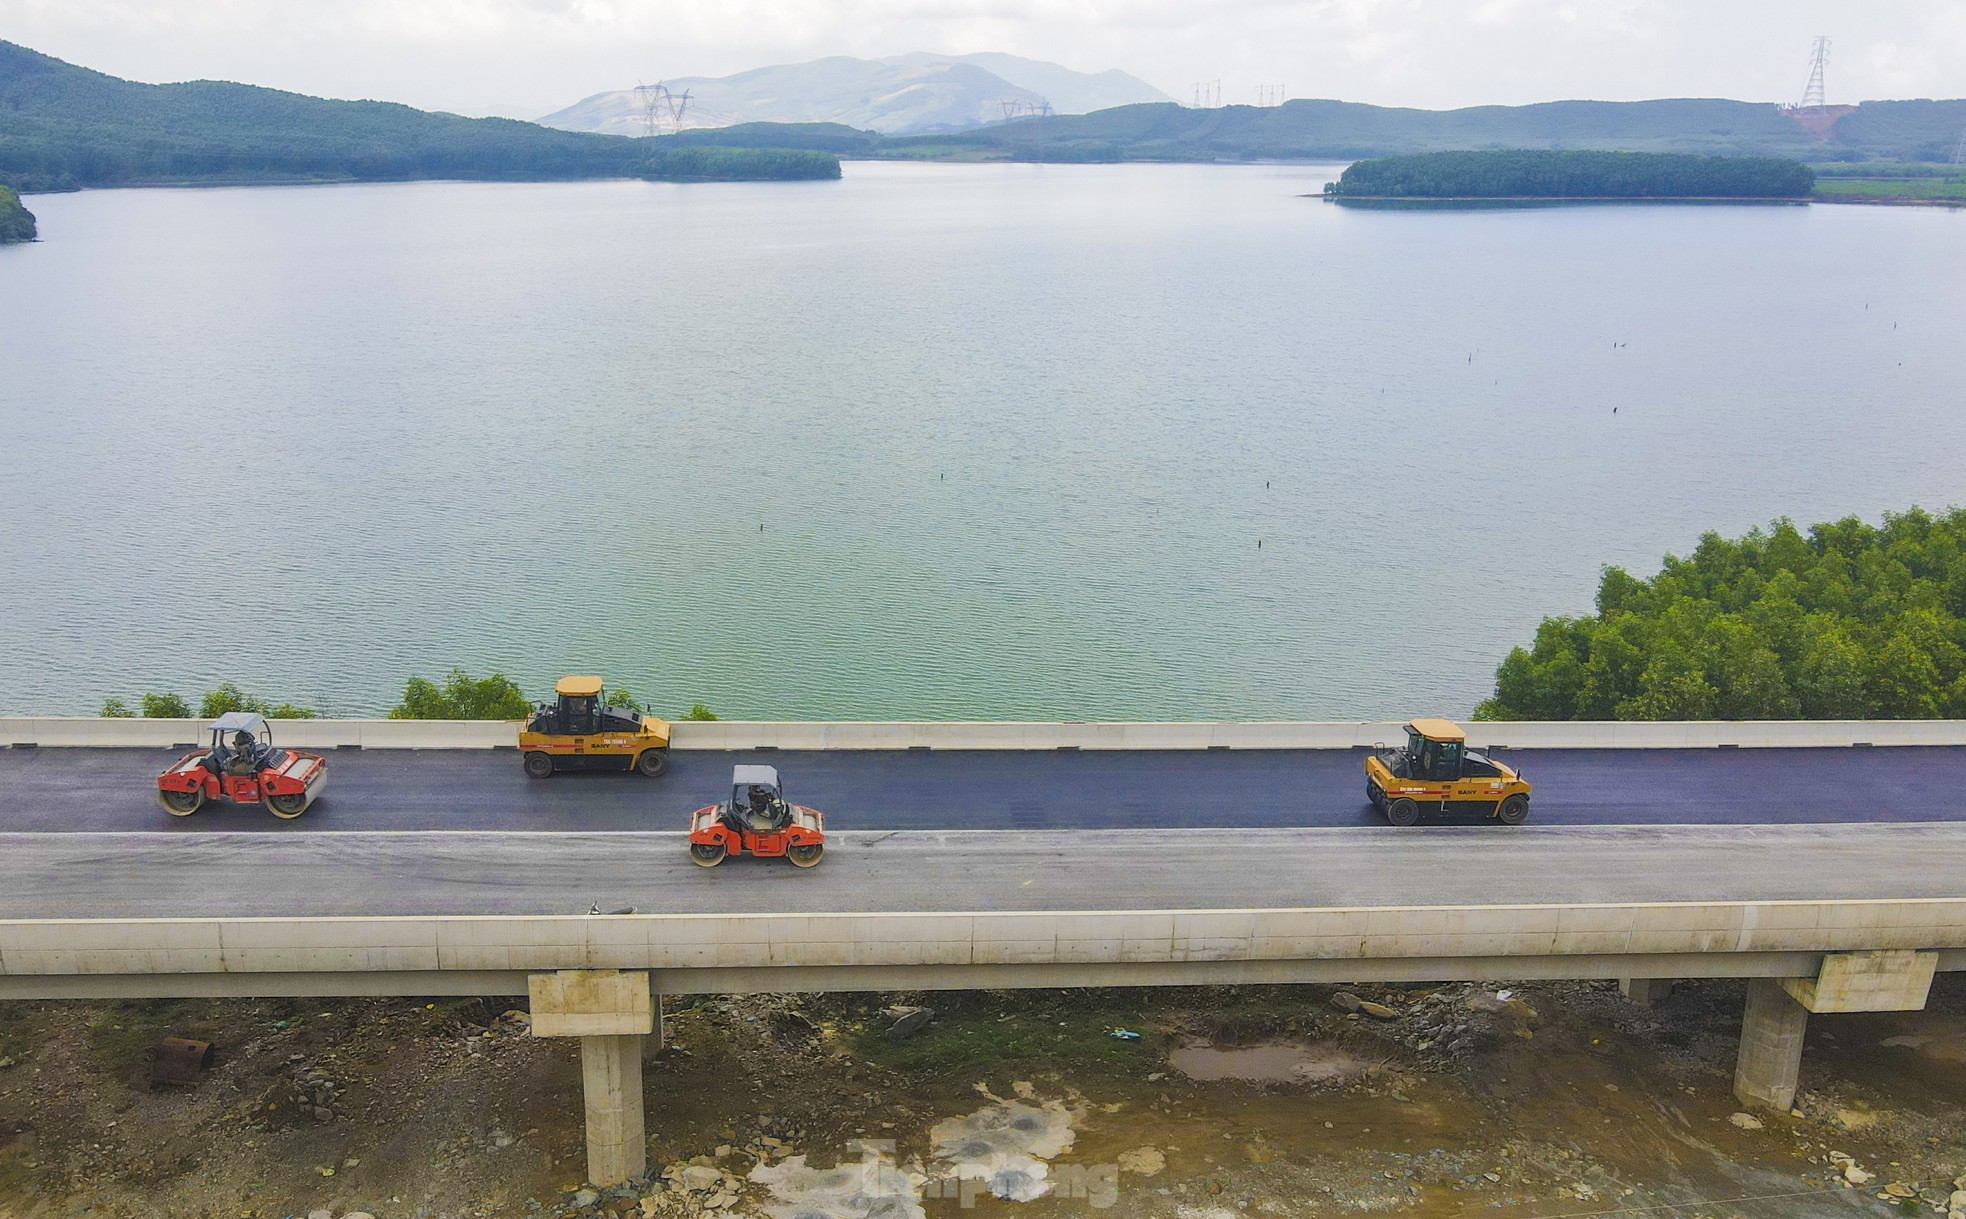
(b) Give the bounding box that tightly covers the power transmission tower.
[632,83,691,138]
[1798,36,1829,113]
[1191,80,1222,108]
[634,83,664,139]
[1952,124,1966,165]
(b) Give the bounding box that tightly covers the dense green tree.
[98,697,133,718]
[196,682,317,719]
[1475,509,1966,722]
[604,686,639,710]
[389,670,532,720]
[683,703,720,722]
[139,692,193,718]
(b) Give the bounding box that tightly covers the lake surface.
[2,164,1962,720]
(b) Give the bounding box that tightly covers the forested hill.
[878,96,1966,163]
[0,42,836,190]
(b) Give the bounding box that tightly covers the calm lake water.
[2,164,1962,719]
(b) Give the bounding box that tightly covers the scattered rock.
[676,1165,724,1192]
[887,1007,935,1039]
[1727,1112,1764,1130]
[307,1210,332,1219]
[573,1188,600,1207]
[0,1056,14,1069]
[1357,1001,1399,1021]
[1885,1182,1914,1199]
[1118,1147,1165,1176]
[344,1213,378,1219]
[1844,1165,1874,1186]
[1330,992,1363,1014]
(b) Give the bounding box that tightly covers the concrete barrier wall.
[4,898,1964,985]
[6,717,1966,751]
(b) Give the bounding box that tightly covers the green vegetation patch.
[100,682,314,719]
[849,992,1159,1080]
[0,185,34,242]
[846,986,1327,1083]
[391,669,532,720]
[643,145,839,182]
[1330,149,1814,200]
[1476,508,1966,722]
[1812,176,1966,203]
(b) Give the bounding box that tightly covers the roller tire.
[1385,797,1420,827]
[523,752,554,779]
[787,843,825,869]
[690,842,728,868]
[158,788,205,816]
[636,749,669,777]
[1497,794,1530,825]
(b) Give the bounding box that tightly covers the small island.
[0,185,34,242]
[642,146,841,183]
[1325,149,1816,204]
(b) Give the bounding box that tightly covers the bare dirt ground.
[1,975,1962,1218]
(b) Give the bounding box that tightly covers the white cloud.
[1,0,1961,116]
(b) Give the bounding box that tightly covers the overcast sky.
[3,0,1962,119]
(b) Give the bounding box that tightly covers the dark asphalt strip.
[1,745,1963,834]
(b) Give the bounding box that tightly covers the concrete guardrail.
[3,718,1966,751]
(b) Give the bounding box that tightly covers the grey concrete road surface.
[2,745,1965,833]
[3,824,1963,918]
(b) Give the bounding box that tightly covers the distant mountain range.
[536,53,1173,137]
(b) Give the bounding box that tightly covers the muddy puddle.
[1168,1039,1372,1084]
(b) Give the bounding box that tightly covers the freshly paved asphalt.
[1,745,1964,833]
[2,824,1963,918]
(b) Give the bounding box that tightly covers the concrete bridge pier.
[529,969,657,1186]
[1734,950,1938,1111]
[1618,977,1673,1006]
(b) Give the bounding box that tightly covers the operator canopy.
[732,764,781,791]
[1406,718,1465,743]
[556,675,605,698]
[210,712,268,735]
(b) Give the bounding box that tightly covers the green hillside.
[0,184,34,241]
[871,97,1965,164]
[0,41,837,189]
